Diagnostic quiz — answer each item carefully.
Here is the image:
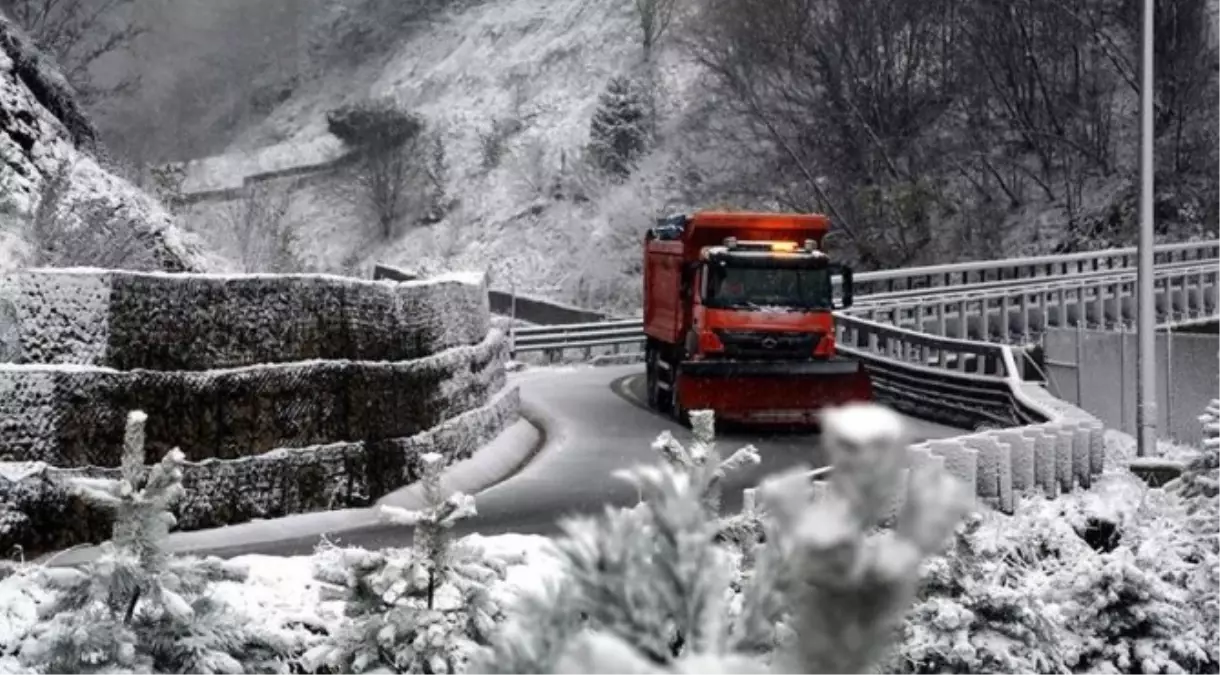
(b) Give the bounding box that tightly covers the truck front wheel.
[645,342,659,410]
[668,361,689,426]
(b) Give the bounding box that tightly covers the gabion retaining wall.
[0,387,520,556]
[0,332,506,466]
[0,268,519,556]
[0,269,490,369]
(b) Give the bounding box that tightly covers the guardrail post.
[1018,292,1030,342]
[1023,427,1058,497]
[979,297,990,342]
[997,430,1036,493]
[1210,268,1220,312]
[936,302,947,336]
[1056,288,1068,327]
[1054,428,1075,493]
[1000,295,1012,343]
[1072,424,1092,489]
[957,300,968,339]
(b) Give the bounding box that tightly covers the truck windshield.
[705,264,832,311]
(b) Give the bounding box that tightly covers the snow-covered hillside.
[0,13,226,274]
[178,0,713,311]
[174,0,1217,313]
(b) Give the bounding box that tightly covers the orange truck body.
[642,211,873,427]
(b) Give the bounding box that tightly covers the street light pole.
[1136,0,1157,457]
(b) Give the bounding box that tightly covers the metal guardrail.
[510,252,1219,357]
[843,240,1218,295]
[859,262,1220,338]
[849,258,1214,309]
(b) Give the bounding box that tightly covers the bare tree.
[328,100,428,239]
[0,0,145,104]
[634,0,679,56]
[219,183,302,273]
[685,0,962,267]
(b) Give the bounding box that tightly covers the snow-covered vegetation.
[5,0,1210,311]
[0,10,225,275]
[1,404,1215,674]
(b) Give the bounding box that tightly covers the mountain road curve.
[39,365,967,565]
[160,364,966,559]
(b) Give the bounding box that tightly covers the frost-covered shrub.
[1058,545,1211,673]
[327,100,424,150]
[1169,399,1220,510]
[898,513,1069,674]
[304,453,506,674]
[16,411,300,674]
[475,403,971,674]
[898,445,1220,675]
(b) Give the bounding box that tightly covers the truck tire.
[645,342,659,410]
[668,359,689,427]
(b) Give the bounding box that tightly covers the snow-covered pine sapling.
[550,462,737,668]
[751,403,971,674]
[483,402,968,674]
[380,452,479,610]
[304,453,506,674]
[20,411,288,674]
[651,409,760,515]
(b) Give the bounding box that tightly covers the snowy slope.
[180,0,708,310]
[0,13,227,274]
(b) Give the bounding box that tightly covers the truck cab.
[691,237,853,362]
[643,211,872,426]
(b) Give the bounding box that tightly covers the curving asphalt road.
[169,364,965,559]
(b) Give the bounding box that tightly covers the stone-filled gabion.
[0,387,520,555]
[0,269,491,369]
[0,331,507,466]
[0,268,518,557]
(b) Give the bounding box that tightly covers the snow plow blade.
[675,357,873,427]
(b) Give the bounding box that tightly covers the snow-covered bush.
[897,414,1220,675]
[303,453,507,674]
[898,512,1070,673]
[16,411,301,674]
[475,403,971,673]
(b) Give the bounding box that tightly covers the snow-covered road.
[179,364,965,559]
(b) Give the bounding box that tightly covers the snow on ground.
[214,532,560,632]
[0,532,558,672]
[1103,428,1201,466]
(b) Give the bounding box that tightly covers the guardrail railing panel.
[842,240,1217,295]
[507,249,1218,359]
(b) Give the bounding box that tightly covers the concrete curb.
[39,405,551,566]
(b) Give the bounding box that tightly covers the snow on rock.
[0,267,490,368]
[0,13,225,274]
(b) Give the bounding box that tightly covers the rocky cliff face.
[0,12,226,273]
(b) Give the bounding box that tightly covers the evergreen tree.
[303,453,506,674]
[476,403,971,674]
[587,76,649,178]
[18,411,295,674]
[1176,397,1220,534]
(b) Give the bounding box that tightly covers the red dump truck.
[642,210,873,426]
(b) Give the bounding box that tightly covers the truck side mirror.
[837,266,854,309]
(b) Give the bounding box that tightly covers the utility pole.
[1136,0,1157,457]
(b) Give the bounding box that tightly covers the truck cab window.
[706,264,832,310]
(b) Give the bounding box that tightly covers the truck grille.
[713,330,819,359]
